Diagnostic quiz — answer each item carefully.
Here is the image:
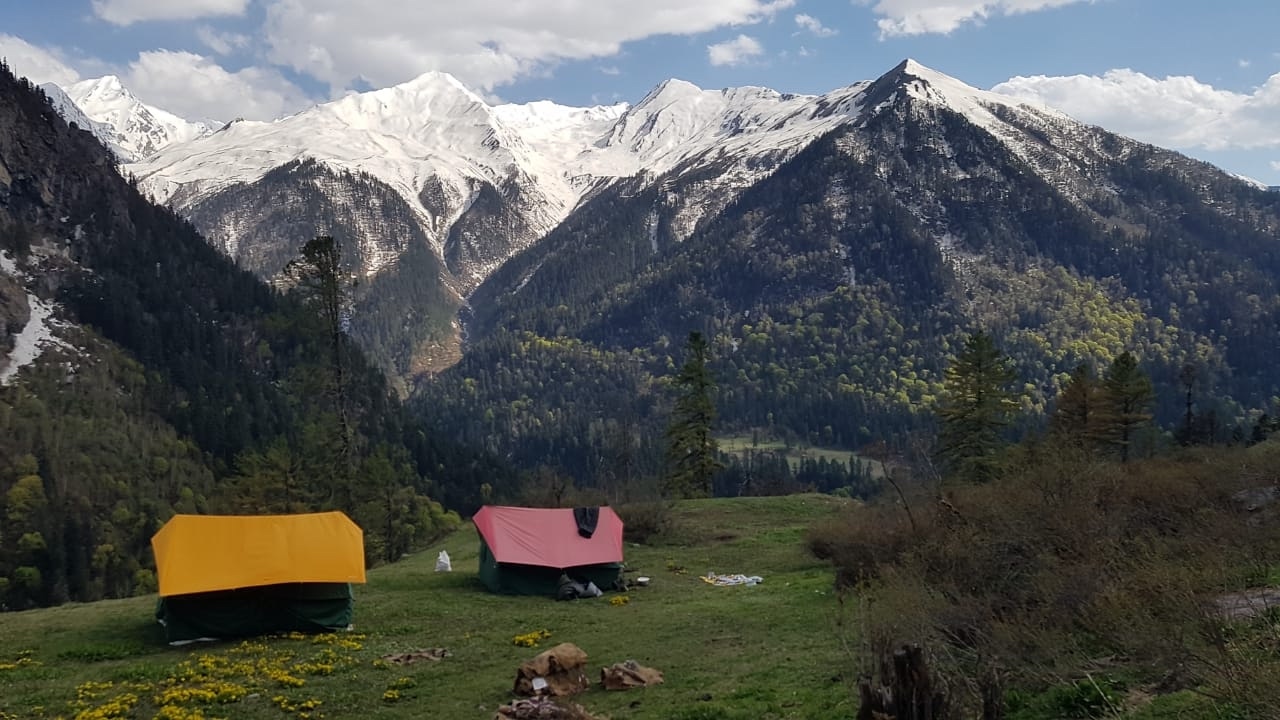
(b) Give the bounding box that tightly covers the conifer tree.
[1051,363,1105,447]
[937,330,1019,483]
[1101,351,1154,462]
[663,332,722,498]
[286,235,356,502]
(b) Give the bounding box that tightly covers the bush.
[615,501,673,544]
[811,440,1280,718]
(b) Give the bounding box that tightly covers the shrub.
[616,501,673,544]
[812,440,1280,718]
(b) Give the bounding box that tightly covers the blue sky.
[2,0,1279,183]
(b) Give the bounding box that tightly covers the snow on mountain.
[40,83,123,156]
[62,76,214,161]
[850,59,1153,215]
[0,250,70,387]
[127,69,879,280]
[129,71,594,276]
[581,78,872,239]
[123,58,1127,288]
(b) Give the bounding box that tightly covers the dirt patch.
[1212,588,1280,621]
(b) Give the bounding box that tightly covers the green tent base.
[156,582,354,644]
[478,539,622,596]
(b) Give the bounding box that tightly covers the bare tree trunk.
[857,644,950,720]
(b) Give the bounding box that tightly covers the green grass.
[0,495,856,720]
[717,434,884,478]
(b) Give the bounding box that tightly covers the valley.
[2,14,1280,717]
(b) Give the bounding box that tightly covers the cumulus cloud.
[0,34,82,85]
[708,35,764,67]
[92,0,250,25]
[124,50,312,121]
[994,69,1280,151]
[866,0,1091,37]
[1271,160,1280,171]
[261,0,793,93]
[795,14,837,37]
[196,26,251,56]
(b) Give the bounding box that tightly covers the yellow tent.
[151,511,366,597]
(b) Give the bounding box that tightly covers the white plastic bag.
[435,550,452,572]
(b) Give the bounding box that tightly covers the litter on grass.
[700,572,763,586]
[493,697,602,720]
[600,660,664,690]
[379,648,451,665]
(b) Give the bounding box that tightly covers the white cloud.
[599,65,621,76]
[866,0,1091,37]
[708,35,764,67]
[124,51,311,121]
[1270,160,1280,171]
[994,69,1280,151]
[92,0,250,25]
[261,0,793,93]
[197,26,251,56]
[795,13,837,37]
[1238,59,1251,69]
[0,34,82,85]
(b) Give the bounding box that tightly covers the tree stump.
[857,644,949,720]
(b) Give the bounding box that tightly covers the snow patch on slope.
[0,250,70,387]
[889,59,1116,206]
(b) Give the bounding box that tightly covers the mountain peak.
[390,70,487,104]
[858,56,1006,121]
[68,74,132,102]
[57,74,213,162]
[876,58,976,95]
[638,78,706,106]
[897,58,939,78]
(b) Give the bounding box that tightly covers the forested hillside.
[0,62,509,610]
[181,159,464,389]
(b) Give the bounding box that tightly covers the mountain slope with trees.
[432,61,1280,481]
[0,62,508,610]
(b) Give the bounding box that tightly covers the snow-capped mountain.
[123,67,874,287]
[130,71,614,282]
[39,83,119,152]
[58,76,214,161]
[120,58,1112,291]
[52,59,1272,389]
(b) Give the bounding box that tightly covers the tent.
[473,505,624,596]
[151,511,366,643]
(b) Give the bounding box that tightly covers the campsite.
[0,496,854,719]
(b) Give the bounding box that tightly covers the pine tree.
[937,331,1019,483]
[285,235,356,503]
[1050,363,1105,447]
[663,332,722,498]
[1101,351,1154,462]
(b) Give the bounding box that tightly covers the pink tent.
[473,506,625,595]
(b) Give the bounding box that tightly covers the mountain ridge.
[40,60,1280,438]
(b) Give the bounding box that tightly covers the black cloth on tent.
[573,507,599,538]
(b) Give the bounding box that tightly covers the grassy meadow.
[716,435,884,478]
[0,495,855,720]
